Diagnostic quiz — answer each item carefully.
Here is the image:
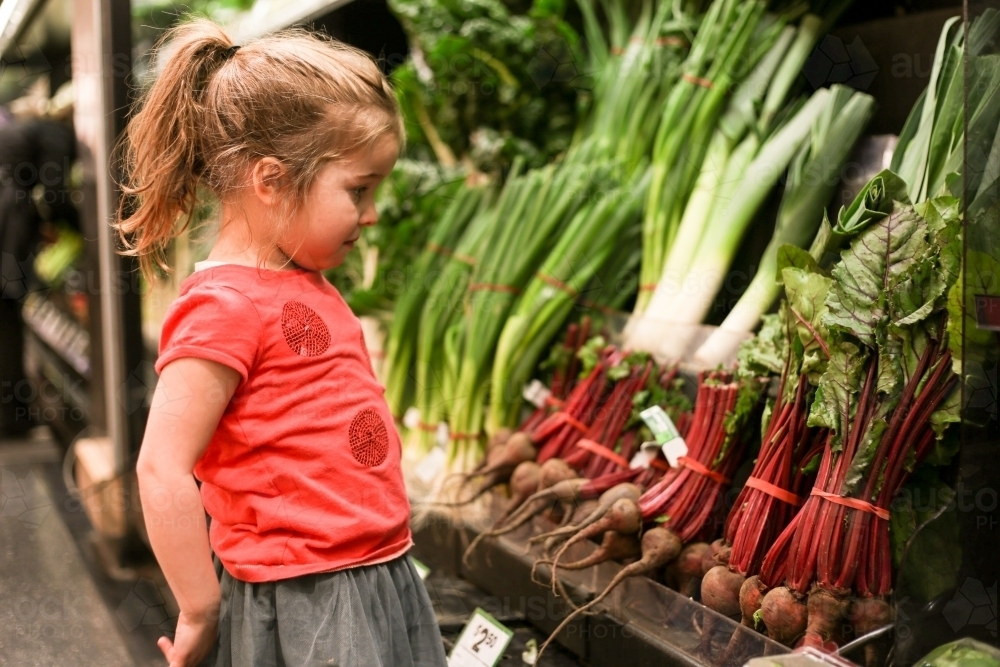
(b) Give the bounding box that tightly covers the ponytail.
[115,19,402,280]
[116,20,237,278]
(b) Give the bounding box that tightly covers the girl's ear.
[251,157,287,206]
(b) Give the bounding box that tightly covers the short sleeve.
[155,284,262,383]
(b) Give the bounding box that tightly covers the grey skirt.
[205,554,447,667]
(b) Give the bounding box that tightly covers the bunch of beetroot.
[737,198,962,664]
[700,270,831,622]
[531,370,765,662]
[458,329,691,568]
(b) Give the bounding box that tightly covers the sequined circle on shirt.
[349,408,389,467]
[281,301,330,357]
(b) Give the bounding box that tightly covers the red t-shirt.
[155,264,412,582]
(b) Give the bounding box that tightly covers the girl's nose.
[360,205,379,227]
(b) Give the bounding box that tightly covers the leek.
[694,86,876,366]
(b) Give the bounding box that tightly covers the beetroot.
[462,476,586,567]
[760,585,808,646]
[701,565,745,618]
[528,482,641,549]
[547,497,643,592]
[802,587,849,650]
[536,527,683,663]
[434,432,538,507]
[668,542,710,599]
[739,575,767,629]
[850,596,893,667]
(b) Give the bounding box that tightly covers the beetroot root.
[667,542,710,599]
[702,538,731,576]
[548,497,642,593]
[556,530,641,572]
[701,565,746,618]
[434,431,536,506]
[739,575,767,630]
[536,527,683,663]
[462,476,586,567]
[529,483,641,547]
[851,596,893,667]
[538,458,577,489]
[761,585,808,646]
[802,587,849,651]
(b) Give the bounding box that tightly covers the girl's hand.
[158,608,219,667]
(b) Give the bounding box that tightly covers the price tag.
[629,441,664,469]
[523,380,553,408]
[974,295,1000,331]
[448,608,514,667]
[403,407,421,430]
[661,438,688,468]
[639,406,687,467]
[415,447,447,484]
[411,557,431,581]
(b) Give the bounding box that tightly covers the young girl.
[116,20,447,667]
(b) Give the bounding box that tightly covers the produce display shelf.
[22,293,91,379]
[411,497,788,667]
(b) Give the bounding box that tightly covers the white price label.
[661,438,688,468]
[522,380,553,408]
[639,406,687,466]
[448,608,514,667]
[415,447,447,484]
[403,407,421,430]
[411,557,431,581]
[630,441,664,469]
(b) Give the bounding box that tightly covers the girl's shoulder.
[176,264,352,325]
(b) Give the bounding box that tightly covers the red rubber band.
[678,456,731,485]
[469,282,521,294]
[745,476,803,507]
[639,283,659,292]
[682,72,714,89]
[554,411,590,434]
[453,252,476,266]
[426,242,453,257]
[810,489,890,520]
[576,439,631,469]
[544,395,566,409]
[416,421,438,433]
[648,458,672,473]
[656,36,687,48]
[610,46,625,56]
[449,431,480,441]
[537,272,579,297]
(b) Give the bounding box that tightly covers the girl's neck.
[207,202,301,271]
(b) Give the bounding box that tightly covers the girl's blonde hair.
[115,19,404,277]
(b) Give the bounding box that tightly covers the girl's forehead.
[348,135,400,174]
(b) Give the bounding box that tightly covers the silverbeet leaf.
[807,340,869,451]
[826,202,931,346]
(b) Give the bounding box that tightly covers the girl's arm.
[137,356,240,666]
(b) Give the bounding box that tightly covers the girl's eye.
[351,186,367,201]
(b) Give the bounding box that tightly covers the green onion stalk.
[407,181,511,455]
[488,168,651,432]
[437,0,693,465]
[383,184,490,417]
